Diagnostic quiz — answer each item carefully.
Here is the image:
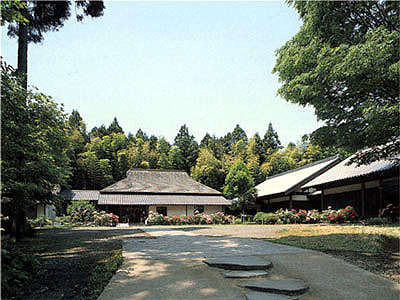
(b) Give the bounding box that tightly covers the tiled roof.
[98,194,231,206]
[70,190,99,201]
[101,169,221,195]
[256,156,340,198]
[303,155,399,189]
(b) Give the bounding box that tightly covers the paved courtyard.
[99,226,399,300]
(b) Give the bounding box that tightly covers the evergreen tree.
[231,124,248,144]
[262,122,281,159]
[5,1,105,88]
[108,117,123,134]
[173,125,199,173]
[135,128,148,141]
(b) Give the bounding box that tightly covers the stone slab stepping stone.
[223,270,268,278]
[238,279,308,295]
[245,292,298,300]
[204,256,272,270]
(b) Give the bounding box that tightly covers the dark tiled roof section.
[98,193,231,205]
[101,169,222,195]
[303,155,399,189]
[70,190,100,201]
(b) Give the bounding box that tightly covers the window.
[194,205,204,214]
[156,206,167,216]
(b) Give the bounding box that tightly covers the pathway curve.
[98,226,399,300]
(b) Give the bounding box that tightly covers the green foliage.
[66,200,96,223]
[85,252,123,300]
[1,63,70,236]
[93,211,119,226]
[262,122,281,159]
[1,239,40,299]
[28,217,52,227]
[254,212,278,224]
[224,160,255,200]
[6,1,105,44]
[254,206,358,225]
[174,124,199,173]
[191,148,225,191]
[0,0,28,25]
[274,1,400,164]
[146,211,234,225]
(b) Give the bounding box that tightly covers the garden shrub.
[93,211,119,226]
[28,216,52,227]
[146,211,234,225]
[1,239,40,299]
[67,200,96,223]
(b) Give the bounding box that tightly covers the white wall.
[204,205,223,214]
[36,204,56,219]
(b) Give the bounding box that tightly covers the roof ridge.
[127,168,187,173]
[259,155,339,183]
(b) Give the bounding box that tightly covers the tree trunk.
[17,5,28,89]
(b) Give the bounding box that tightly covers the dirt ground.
[14,227,148,300]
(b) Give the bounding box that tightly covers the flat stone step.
[238,279,308,295]
[203,256,272,270]
[245,292,298,300]
[223,270,269,278]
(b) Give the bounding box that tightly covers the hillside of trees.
[66,110,344,199]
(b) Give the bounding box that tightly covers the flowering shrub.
[322,206,358,223]
[28,216,53,227]
[255,206,358,225]
[93,211,119,226]
[67,200,96,223]
[145,211,234,225]
[254,212,278,224]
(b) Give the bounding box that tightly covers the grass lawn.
[269,224,400,283]
[2,227,148,300]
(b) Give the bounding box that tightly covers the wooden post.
[378,179,383,215]
[361,183,366,218]
[185,205,188,216]
[321,190,325,211]
[119,205,122,220]
[289,194,293,210]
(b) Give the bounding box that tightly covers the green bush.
[146,211,234,225]
[84,252,123,299]
[28,216,52,227]
[254,212,277,224]
[1,240,40,299]
[66,200,96,223]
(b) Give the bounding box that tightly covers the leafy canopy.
[273,1,400,164]
[1,63,70,209]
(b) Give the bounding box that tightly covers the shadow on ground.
[8,227,148,300]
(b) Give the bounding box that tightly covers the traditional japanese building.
[69,169,231,223]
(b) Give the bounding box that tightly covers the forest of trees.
[65,110,342,200]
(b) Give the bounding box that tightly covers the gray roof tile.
[303,155,399,188]
[70,190,99,200]
[101,169,221,195]
[98,194,231,206]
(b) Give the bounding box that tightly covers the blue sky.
[2,1,322,145]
